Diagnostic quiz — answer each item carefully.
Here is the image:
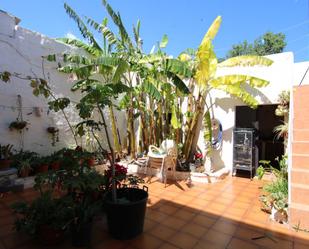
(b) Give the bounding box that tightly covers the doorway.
[235,105,284,168]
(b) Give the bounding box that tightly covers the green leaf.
[171,105,181,129]
[0,71,11,83]
[48,98,70,112]
[112,59,129,83]
[159,34,168,48]
[141,81,161,100]
[46,54,56,62]
[71,79,99,91]
[57,38,101,56]
[167,72,190,94]
[165,59,193,78]
[85,16,118,46]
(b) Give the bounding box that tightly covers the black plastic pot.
[71,221,93,247]
[105,187,148,240]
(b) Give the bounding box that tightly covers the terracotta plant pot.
[50,161,61,171]
[0,159,12,170]
[37,164,49,173]
[37,224,65,245]
[19,167,30,178]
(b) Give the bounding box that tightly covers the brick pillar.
[290,85,309,229]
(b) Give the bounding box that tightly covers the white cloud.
[65,32,77,40]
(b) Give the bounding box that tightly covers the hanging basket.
[47,127,59,134]
[9,121,27,130]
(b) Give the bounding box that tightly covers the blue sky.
[1,0,309,62]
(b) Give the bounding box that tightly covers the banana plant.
[182,16,273,163]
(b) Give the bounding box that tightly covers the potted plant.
[47,126,59,146]
[0,144,13,170]
[69,195,101,247]
[35,156,50,173]
[11,191,71,245]
[104,164,148,240]
[49,153,61,171]
[11,151,39,177]
[9,120,27,130]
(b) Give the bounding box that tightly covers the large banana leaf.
[159,34,168,48]
[167,72,190,94]
[171,104,181,129]
[59,64,94,79]
[57,38,101,57]
[62,53,92,65]
[142,81,161,100]
[133,20,142,49]
[102,0,133,48]
[195,43,217,85]
[64,3,102,53]
[85,16,118,46]
[112,59,129,83]
[219,55,273,67]
[204,16,222,41]
[210,75,269,88]
[195,16,221,86]
[212,84,259,108]
[165,59,193,78]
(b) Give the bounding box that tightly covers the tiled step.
[291,168,309,185]
[292,141,309,154]
[289,202,309,230]
[294,119,309,129]
[293,129,309,142]
[293,95,309,110]
[291,183,309,206]
[292,154,309,170]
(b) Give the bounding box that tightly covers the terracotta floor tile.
[180,222,209,238]
[0,176,302,249]
[173,208,197,221]
[201,230,233,247]
[226,238,260,249]
[193,240,226,249]
[192,214,217,228]
[169,231,198,249]
[149,224,177,241]
[161,216,186,230]
[157,242,180,249]
[212,219,239,236]
[130,233,163,249]
[143,218,158,232]
[156,204,179,215]
[146,210,169,223]
[294,242,309,249]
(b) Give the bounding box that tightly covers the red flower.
[195,153,203,159]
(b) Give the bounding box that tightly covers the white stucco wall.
[0,11,126,154]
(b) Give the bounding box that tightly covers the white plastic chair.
[146,140,178,187]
